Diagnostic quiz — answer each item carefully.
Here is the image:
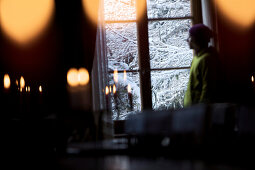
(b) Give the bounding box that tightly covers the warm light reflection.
[113,84,116,94]
[82,0,99,25]
[109,86,112,93]
[4,74,11,89]
[26,86,28,92]
[16,80,19,86]
[114,69,118,83]
[0,0,54,45]
[20,76,25,89]
[78,68,90,86]
[127,84,131,93]
[105,86,109,95]
[39,85,43,93]
[67,68,79,87]
[252,76,254,83]
[28,86,30,92]
[214,0,255,28]
[124,70,127,82]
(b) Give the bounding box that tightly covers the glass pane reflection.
[108,72,141,120]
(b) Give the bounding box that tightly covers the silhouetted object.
[184,24,222,107]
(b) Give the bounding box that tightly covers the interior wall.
[215,6,255,105]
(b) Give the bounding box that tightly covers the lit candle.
[114,69,118,84]
[3,74,11,91]
[127,84,133,111]
[19,76,25,113]
[105,86,109,112]
[3,74,11,111]
[123,70,127,83]
[252,75,254,83]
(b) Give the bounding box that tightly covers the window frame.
[102,0,202,111]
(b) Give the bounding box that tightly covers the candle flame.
[28,86,30,92]
[78,68,89,86]
[39,85,42,93]
[127,84,131,93]
[20,76,25,89]
[4,74,11,89]
[109,86,112,93]
[26,86,28,92]
[113,84,116,94]
[113,69,118,83]
[0,0,55,45]
[252,75,254,82]
[67,68,79,87]
[16,79,19,86]
[105,86,109,95]
[124,70,127,82]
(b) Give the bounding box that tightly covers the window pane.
[104,0,136,21]
[108,72,141,120]
[151,69,190,110]
[148,19,192,69]
[147,0,191,19]
[106,23,139,71]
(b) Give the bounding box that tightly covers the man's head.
[187,24,213,50]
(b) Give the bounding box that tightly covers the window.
[94,0,194,120]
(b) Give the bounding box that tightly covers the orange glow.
[3,74,11,89]
[39,85,43,93]
[114,69,118,83]
[214,0,255,28]
[124,70,127,82]
[127,84,131,93]
[113,84,116,94]
[109,86,112,93]
[82,0,99,25]
[0,0,54,45]
[136,0,146,22]
[28,86,30,92]
[25,86,28,92]
[105,86,109,95]
[67,68,79,87]
[252,76,254,83]
[15,80,19,86]
[20,76,25,89]
[78,68,90,86]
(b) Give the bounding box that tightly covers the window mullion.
[136,0,152,110]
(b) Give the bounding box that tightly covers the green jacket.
[184,47,219,107]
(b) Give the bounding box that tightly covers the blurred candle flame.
[109,86,112,93]
[15,79,19,86]
[39,85,42,93]
[25,86,28,92]
[124,70,127,82]
[82,0,99,25]
[20,76,25,89]
[214,0,255,29]
[252,75,254,83]
[0,0,55,45]
[78,68,89,86]
[4,74,11,89]
[113,84,116,94]
[105,86,109,95]
[127,84,131,93]
[114,69,118,83]
[67,68,79,87]
[28,86,30,92]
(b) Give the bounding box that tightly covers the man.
[184,24,221,107]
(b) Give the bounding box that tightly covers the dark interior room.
[1,0,255,169]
